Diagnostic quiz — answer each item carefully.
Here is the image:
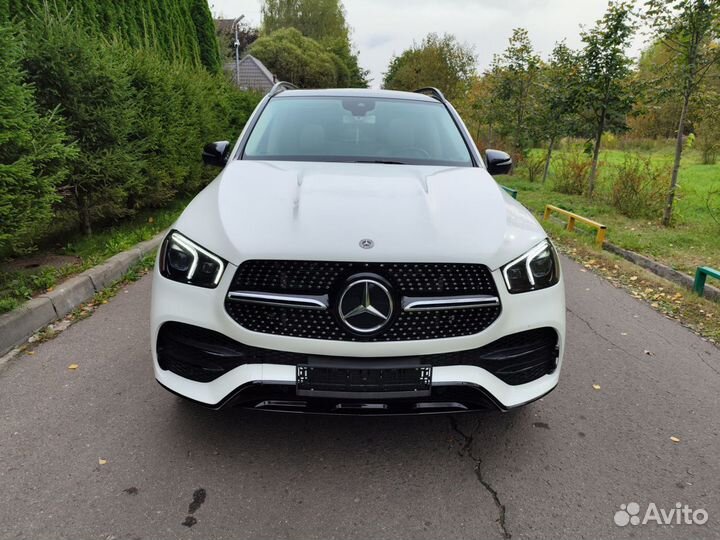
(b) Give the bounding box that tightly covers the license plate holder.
[297,359,432,399]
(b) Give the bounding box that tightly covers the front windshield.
[242,96,473,167]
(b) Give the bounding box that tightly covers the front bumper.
[151,263,565,411]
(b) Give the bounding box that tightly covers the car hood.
[174,160,546,270]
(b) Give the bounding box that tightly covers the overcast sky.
[208,0,646,87]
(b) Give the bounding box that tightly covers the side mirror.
[485,149,513,176]
[202,141,230,167]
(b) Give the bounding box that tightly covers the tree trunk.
[588,109,606,198]
[542,136,555,184]
[77,191,92,236]
[663,92,690,226]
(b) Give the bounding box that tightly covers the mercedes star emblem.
[359,238,374,249]
[338,278,393,333]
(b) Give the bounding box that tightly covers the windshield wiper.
[353,159,407,165]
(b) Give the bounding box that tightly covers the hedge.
[0,11,260,255]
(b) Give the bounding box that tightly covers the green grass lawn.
[0,198,189,314]
[502,146,720,276]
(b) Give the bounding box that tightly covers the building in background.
[229,54,276,93]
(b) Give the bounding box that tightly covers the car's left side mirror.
[485,149,513,176]
[202,141,230,167]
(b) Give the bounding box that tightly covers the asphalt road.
[1,255,719,540]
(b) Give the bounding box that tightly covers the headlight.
[159,231,226,288]
[502,239,560,294]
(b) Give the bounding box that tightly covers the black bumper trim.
[156,379,558,415]
[157,322,559,386]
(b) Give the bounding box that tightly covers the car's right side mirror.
[485,149,513,176]
[202,141,230,167]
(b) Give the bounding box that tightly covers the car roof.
[276,88,437,102]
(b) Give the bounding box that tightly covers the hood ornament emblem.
[359,238,374,249]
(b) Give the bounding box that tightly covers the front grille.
[232,260,497,295]
[225,260,501,341]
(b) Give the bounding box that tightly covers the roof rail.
[414,87,446,102]
[268,81,298,97]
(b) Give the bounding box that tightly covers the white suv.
[150,84,565,413]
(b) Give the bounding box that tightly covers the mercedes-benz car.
[150,83,565,414]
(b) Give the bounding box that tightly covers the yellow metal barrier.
[543,204,607,246]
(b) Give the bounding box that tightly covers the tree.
[695,88,720,164]
[644,0,720,225]
[248,27,340,88]
[4,0,223,73]
[260,0,368,87]
[189,0,223,72]
[629,41,685,139]
[262,0,348,42]
[382,33,476,101]
[579,1,636,197]
[0,23,74,253]
[456,75,497,147]
[23,15,142,235]
[536,42,582,182]
[485,28,541,154]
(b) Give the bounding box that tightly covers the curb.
[0,232,165,356]
[603,242,720,303]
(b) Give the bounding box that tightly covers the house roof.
[239,55,275,84]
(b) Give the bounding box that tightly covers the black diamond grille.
[225,260,501,341]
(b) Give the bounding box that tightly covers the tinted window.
[243,96,473,166]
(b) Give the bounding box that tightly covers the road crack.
[449,417,511,539]
[570,305,720,377]
[691,346,720,376]
[566,305,644,361]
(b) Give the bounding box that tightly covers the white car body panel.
[173,161,546,271]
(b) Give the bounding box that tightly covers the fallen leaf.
[148,216,154,223]
[26,351,35,356]
[98,458,107,465]
[68,363,79,370]
[621,332,628,336]
[670,436,680,443]
[592,384,601,390]
[630,276,638,281]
